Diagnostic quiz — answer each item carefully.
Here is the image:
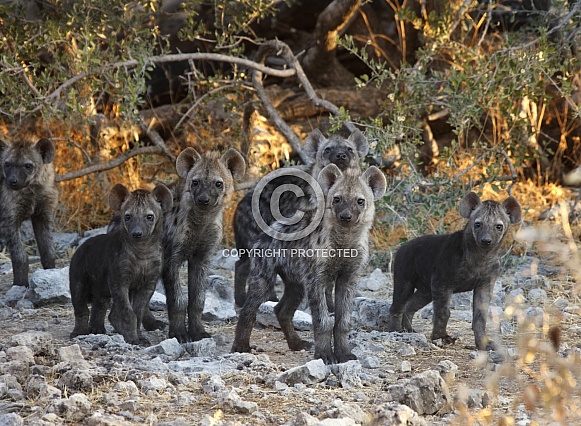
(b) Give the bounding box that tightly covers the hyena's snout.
[130,226,144,239]
[6,170,26,189]
[480,233,492,246]
[7,175,19,187]
[196,192,210,205]
[339,209,353,222]
[127,216,156,240]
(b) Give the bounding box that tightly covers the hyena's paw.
[143,318,166,331]
[334,349,357,364]
[169,325,190,343]
[231,341,253,354]
[70,327,90,338]
[476,336,496,351]
[189,330,211,342]
[89,325,107,335]
[315,349,338,365]
[433,335,456,345]
[287,339,312,351]
[386,315,403,332]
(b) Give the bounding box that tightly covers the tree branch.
[140,123,176,163]
[20,52,297,115]
[252,43,312,165]
[56,146,165,182]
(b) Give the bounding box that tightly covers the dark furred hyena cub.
[0,138,58,287]
[69,183,172,345]
[162,148,245,343]
[232,164,386,364]
[387,192,522,350]
[233,128,369,307]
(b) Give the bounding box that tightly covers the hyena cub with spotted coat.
[69,183,172,345]
[0,138,58,287]
[233,129,369,307]
[387,192,522,350]
[162,148,245,342]
[232,164,386,364]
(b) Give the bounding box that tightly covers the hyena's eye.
[496,224,503,231]
[474,222,482,229]
[215,181,223,189]
[146,214,154,221]
[357,198,365,206]
[25,163,33,170]
[333,196,341,204]
[191,180,199,187]
[124,214,132,222]
[347,147,354,154]
[324,147,331,154]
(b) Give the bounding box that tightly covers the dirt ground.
[2,246,580,426]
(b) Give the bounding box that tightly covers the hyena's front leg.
[162,257,189,342]
[4,222,29,287]
[132,280,157,340]
[431,283,454,345]
[473,281,494,350]
[108,279,142,345]
[333,276,357,363]
[187,255,211,341]
[308,276,335,364]
[31,214,56,270]
[232,266,275,353]
[275,276,311,351]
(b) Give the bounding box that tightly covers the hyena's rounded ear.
[176,148,201,178]
[36,138,55,164]
[502,196,522,224]
[348,129,369,158]
[318,163,342,195]
[221,148,246,180]
[303,129,326,161]
[109,184,131,211]
[459,192,482,218]
[362,166,387,201]
[152,184,173,213]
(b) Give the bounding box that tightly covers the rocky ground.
[0,225,580,425]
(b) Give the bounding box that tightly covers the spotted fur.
[0,138,57,287]
[387,192,522,350]
[162,148,245,342]
[231,164,386,364]
[69,184,172,345]
[233,129,369,307]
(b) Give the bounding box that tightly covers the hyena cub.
[0,138,58,287]
[387,192,522,350]
[69,183,172,345]
[233,128,369,307]
[162,148,245,343]
[231,164,386,364]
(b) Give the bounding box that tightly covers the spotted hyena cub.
[231,164,386,364]
[0,138,58,287]
[162,148,245,342]
[69,183,173,345]
[233,129,369,307]
[387,192,522,350]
